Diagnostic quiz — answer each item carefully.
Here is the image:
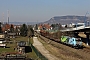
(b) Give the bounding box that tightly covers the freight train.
[40,30,83,48]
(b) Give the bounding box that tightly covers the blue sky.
[0,0,90,22]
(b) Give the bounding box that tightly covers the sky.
[0,0,90,23]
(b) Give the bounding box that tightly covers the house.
[0,34,6,48]
[0,34,5,43]
[38,24,51,30]
[43,24,51,30]
[2,23,11,33]
[14,25,21,35]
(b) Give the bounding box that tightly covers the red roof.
[38,24,51,30]
[2,24,14,32]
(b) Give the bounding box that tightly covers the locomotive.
[61,36,82,47]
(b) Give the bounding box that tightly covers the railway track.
[38,33,90,52]
[83,48,90,54]
[78,48,90,54]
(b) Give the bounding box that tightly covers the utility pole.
[84,11,89,28]
[84,11,89,45]
[2,12,4,24]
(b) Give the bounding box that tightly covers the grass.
[0,36,38,59]
[10,36,28,42]
[0,41,17,54]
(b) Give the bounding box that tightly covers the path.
[33,37,60,60]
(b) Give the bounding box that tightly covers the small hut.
[17,41,26,54]
[7,33,16,38]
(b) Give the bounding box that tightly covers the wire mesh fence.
[31,44,48,60]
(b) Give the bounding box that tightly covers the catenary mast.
[7,10,9,24]
[2,12,4,24]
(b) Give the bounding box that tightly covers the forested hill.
[43,16,90,24]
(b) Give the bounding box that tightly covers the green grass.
[0,48,14,53]
[10,36,28,42]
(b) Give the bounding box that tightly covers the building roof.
[17,41,26,47]
[8,33,16,35]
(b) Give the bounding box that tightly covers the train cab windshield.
[75,38,82,41]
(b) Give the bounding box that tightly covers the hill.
[43,16,90,24]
